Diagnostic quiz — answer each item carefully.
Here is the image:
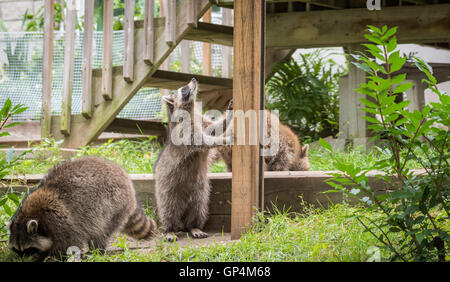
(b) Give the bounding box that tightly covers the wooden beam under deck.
[92,67,233,92]
[267,4,450,48]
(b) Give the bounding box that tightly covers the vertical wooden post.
[180,40,190,73]
[82,0,94,119]
[160,0,170,98]
[123,0,135,82]
[41,0,54,138]
[221,8,232,78]
[60,0,77,135]
[231,0,265,240]
[202,8,211,76]
[102,0,114,100]
[186,0,196,27]
[339,44,369,147]
[165,0,176,46]
[143,0,155,65]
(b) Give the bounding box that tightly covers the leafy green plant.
[320,25,449,261]
[266,50,346,143]
[0,99,28,238]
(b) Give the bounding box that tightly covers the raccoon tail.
[123,204,157,240]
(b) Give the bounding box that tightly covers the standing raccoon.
[155,78,232,242]
[6,156,156,261]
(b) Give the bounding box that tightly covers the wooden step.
[145,70,233,91]
[106,118,166,137]
[92,67,233,92]
[184,22,233,46]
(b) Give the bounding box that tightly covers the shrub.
[320,25,449,261]
[266,50,346,143]
[0,99,28,237]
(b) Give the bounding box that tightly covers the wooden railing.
[41,0,231,140]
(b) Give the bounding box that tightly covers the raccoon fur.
[210,106,310,172]
[6,156,156,261]
[154,78,232,242]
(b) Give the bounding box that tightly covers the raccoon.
[155,78,232,242]
[210,106,310,172]
[6,156,156,261]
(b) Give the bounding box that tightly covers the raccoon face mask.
[162,78,198,111]
[7,219,53,261]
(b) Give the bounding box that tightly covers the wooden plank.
[221,8,232,78]
[102,0,114,100]
[186,0,197,27]
[144,70,233,90]
[212,0,347,9]
[165,0,176,46]
[265,48,295,81]
[105,118,166,136]
[82,0,94,119]
[199,88,233,110]
[41,0,54,139]
[231,0,265,240]
[143,0,155,65]
[267,4,450,48]
[123,0,135,82]
[202,8,212,76]
[5,170,413,232]
[60,0,77,135]
[291,0,346,9]
[60,0,212,148]
[184,22,233,46]
[180,40,190,73]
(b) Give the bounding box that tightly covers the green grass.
[0,199,393,262]
[2,138,423,177]
[0,138,427,262]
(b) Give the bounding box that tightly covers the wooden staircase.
[41,0,293,148]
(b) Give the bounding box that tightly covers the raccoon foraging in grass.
[6,156,156,261]
[155,78,232,242]
[210,104,310,172]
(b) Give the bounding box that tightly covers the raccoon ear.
[162,95,174,105]
[27,220,38,234]
[301,144,309,158]
[5,221,11,229]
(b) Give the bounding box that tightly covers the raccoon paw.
[164,232,177,242]
[190,228,208,239]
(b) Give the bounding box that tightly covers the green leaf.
[5,146,15,164]
[362,116,381,124]
[3,204,12,216]
[7,193,20,205]
[319,138,333,152]
[393,83,413,94]
[360,98,379,108]
[381,26,397,41]
[387,37,397,53]
[391,73,406,85]
[351,62,373,74]
[366,25,382,34]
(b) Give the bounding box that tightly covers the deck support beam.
[339,44,370,147]
[41,0,54,139]
[231,0,265,240]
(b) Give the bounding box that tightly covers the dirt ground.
[108,232,233,253]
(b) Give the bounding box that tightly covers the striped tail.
[123,204,157,240]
